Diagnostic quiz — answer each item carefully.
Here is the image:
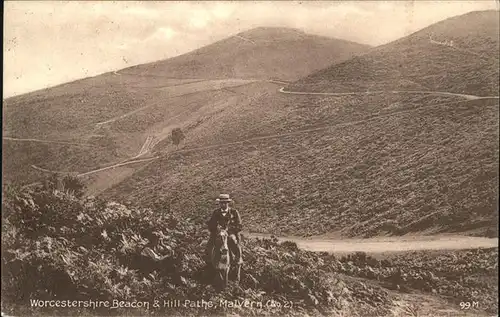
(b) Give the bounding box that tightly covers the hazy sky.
[4,1,498,98]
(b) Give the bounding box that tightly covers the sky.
[3,1,499,98]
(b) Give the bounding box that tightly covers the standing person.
[205,194,243,267]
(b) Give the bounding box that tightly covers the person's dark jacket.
[207,208,242,235]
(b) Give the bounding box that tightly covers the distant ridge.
[289,10,499,96]
[120,27,370,81]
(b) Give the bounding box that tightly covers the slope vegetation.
[289,10,499,96]
[2,182,497,316]
[103,91,499,238]
[99,13,499,239]
[4,12,498,240]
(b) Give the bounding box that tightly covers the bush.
[171,128,185,147]
[2,182,393,316]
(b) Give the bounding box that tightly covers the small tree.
[171,128,185,148]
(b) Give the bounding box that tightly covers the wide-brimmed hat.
[215,194,232,202]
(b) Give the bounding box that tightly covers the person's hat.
[216,194,232,202]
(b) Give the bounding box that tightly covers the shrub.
[2,181,393,316]
[171,128,185,147]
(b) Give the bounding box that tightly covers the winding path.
[77,156,159,177]
[17,77,499,183]
[49,84,499,179]
[30,165,74,175]
[3,137,93,147]
[95,105,151,126]
[94,78,258,127]
[16,80,499,254]
[135,136,154,158]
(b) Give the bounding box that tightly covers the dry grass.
[102,96,499,238]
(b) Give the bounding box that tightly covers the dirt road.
[246,232,498,253]
[94,78,258,126]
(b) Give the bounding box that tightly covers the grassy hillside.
[0,182,395,317]
[3,28,368,185]
[2,141,119,184]
[102,91,499,238]
[289,10,499,96]
[2,80,275,185]
[4,12,498,240]
[120,27,370,81]
[2,182,497,316]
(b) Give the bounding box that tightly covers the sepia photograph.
[2,1,499,316]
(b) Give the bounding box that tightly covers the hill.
[101,92,499,238]
[288,10,499,96]
[3,13,498,240]
[2,28,369,185]
[96,13,498,239]
[3,13,499,316]
[120,27,370,81]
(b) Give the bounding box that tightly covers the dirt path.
[95,105,151,126]
[158,97,486,155]
[246,233,498,254]
[133,136,154,159]
[94,78,258,127]
[77,156,159,177]
[30,165,72,174]
[279,87,500,100]
[3,136,93,147]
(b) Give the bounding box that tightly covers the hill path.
[62,83,499,178]
[98,73,497,162]
[30,165,74,174]
[3,136,93,147]
[246,233,498,254]
[279,87,499,100]
[15,78,500,253]
[77,156,159,177]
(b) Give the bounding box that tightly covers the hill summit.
[120,27,370,81]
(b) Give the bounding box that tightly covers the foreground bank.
[2,178,497,316]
